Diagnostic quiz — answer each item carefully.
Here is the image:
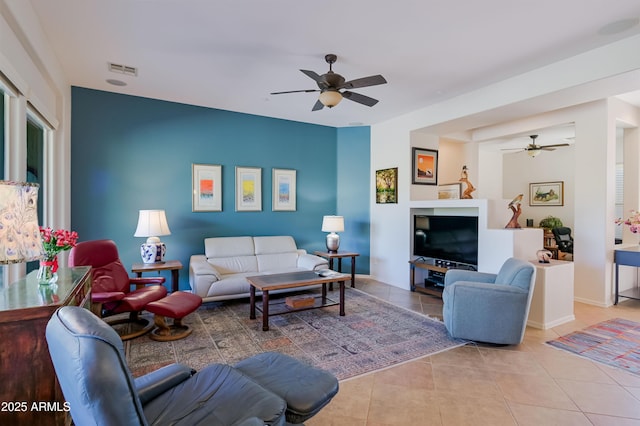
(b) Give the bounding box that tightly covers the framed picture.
[529,181,564,206]
[192,164,222,212]
[437,183,462,200]
[376,167,398,204]
[412,148,438,185]
[272,168,296,211]
[235,167,262,211]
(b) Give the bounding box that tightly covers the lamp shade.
[319,90,343,108]
[0,181,44,264]
[527,149,542,158]
[134,210,171,239]
[322,215,344,233]
[134,210,171,264]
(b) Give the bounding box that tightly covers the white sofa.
[189,236,329,302]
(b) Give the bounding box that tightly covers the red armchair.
[68,239,168,340]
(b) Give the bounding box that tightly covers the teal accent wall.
[337,127,370,272]
[71,87,370,290]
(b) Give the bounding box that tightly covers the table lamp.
[0,181,44,264]
[134,209,171,263]
[321,215,344,253]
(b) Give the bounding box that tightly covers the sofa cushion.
[205,236,255,258]
[254,236,297,254]
[257,253,299,271]
[208,256,258,275]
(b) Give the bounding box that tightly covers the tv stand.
[409,259,476,297]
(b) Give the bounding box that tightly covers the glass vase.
[37,256,58,285]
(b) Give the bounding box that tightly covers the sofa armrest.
[297,253,329,271]
[189,255,221,281]
[135,363,195,405]
[444,269,497,287]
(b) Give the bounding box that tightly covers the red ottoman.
[145,291,202,341]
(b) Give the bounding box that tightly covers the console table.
[0,266,91,426]
[409,260,449,297]
[614,246,640,305]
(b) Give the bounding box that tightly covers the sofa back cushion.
[254,236,299,271]
[205,236,255,258]
[253,236,297,254]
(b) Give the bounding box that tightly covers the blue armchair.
[46,306,287,425]
[442,258,536,345]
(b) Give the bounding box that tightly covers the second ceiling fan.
[503,135,570,157]
[271,54,387,111]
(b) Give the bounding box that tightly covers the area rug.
[125,288,466,381]
[547,318,640,376]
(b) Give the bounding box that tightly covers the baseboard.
[527,314,575,330]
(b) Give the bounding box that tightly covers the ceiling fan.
[270,54,387,111]
[503,135,570,157]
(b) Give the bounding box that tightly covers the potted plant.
[539,216,563,230]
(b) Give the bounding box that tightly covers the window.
[25,113,46,273]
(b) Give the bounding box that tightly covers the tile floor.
[306,278,640,426]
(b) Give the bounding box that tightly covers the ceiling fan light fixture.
[319,90,342,108]
[527,148,542,157]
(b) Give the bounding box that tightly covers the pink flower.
[39,226,79,259]
[617,210,640,234]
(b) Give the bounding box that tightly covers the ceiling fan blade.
[540,143,571,149]
[300,69,322,82]
[270,89,319,95]
[340,75,387,90]
[501,148,524,151]
[342,91,379,107]
[312,99,324,111]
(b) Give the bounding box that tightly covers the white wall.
[370,35,640,307]
[502,146,575,231]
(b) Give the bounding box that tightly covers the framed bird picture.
[529,181,564,206]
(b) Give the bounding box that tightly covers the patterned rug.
[125,287,466,381]
[547,318,640,376]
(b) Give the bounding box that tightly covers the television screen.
[413,215,478,266]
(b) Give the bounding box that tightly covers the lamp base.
[140,242,166,264]
[326,232,340,253]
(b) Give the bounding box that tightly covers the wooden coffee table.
[246,270,350,331]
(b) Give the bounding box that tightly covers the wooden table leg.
[171,269,179,292]
[350,256,356,288]
[329,258,334,291]
[410,264,416,291]
[250,286,256,319]
[262,290,270,331]
[322,282,327,303]
[339,281,345,316]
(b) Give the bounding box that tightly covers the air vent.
[108,62,138,77]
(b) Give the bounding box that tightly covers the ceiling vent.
[108,62,138,77]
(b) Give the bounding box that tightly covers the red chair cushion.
[146,292,202,318]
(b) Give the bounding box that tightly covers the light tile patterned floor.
[306,278,640,426]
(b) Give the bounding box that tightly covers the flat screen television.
[413,215,478,266]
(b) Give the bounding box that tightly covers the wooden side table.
[313,251,359,288]
[132,260,183,293]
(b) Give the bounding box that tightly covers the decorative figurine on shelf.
[459,165,476,199]
[505,194,523,229]
[536,249,553,263]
